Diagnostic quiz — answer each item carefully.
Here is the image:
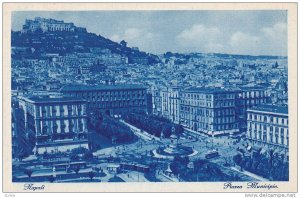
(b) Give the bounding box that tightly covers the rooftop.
[248,104,288,114]
[60,84,146,92]
[184,87,240,94]
[19,96,86,104]
[239,85,268,91]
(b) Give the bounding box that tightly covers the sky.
[12,11,287,56]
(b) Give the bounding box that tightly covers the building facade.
[18,96,88,154]
[237,86,270,132]
[60,84,147,117]
[270,77,288,105]
[161,86,181,124]
[11,103,19,158]
[150,88,162,116]
[180,87,239,136]
[247,104,288,152]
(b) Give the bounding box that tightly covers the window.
[61,122,66,133]
[275,134,278,144]
[52,106,57,117]
[42,107,47,117]
[258,131,262,140]
[286,132,289,146]
[60,106,64,117]
[42,126,48,135]
[77,105,82,115]
[280,128,284,135]
[69,120,74,132]
[68,105,73,116]
[275,127,279,135]
[79,121,83,131]
[263,131,267,141]
[269,126,273,143]
[280,128,284,145]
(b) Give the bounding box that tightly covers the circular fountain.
[152,126,198,159]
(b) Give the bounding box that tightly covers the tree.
[70,147,89,161]
[73,166,80,174]
[194,159,207,172]
[83,151,94,161]
[95,167,100,174]
[17,151,29,162]
[257,163,268,178]
[94,115,134,143]
[233,154,242,166]
[70,154,79,161]
[48,175,55,183]
[124,112,184,138]
[268,149,275,167]
[223,157,231,167]
[24,168,33,179]
[43,151,50,160]
[87,110,103,131]
[244,159,253,171]
[170,156,189,175]
[88,171,96,181]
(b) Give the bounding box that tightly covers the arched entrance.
[193,123,197,131]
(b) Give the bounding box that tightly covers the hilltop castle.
[21,17,87,33]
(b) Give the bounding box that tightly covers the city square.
[10,11,289,183]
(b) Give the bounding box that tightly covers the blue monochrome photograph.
[11,10,289,183]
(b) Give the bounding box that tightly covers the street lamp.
[211,131,215,149]
[52,166,56,180]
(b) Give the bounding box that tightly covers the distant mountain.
[162,51,286,61]
[210,53,287,60]
[11,20,160,64]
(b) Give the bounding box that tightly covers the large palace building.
[18,96,89,154]
[21,17,87,33]
[180,87,240,136]
[247,104,289,152]
[60,84,148,117]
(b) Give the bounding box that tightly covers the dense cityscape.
[11,17,289,183]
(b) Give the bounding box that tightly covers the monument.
[153,126,198,158]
